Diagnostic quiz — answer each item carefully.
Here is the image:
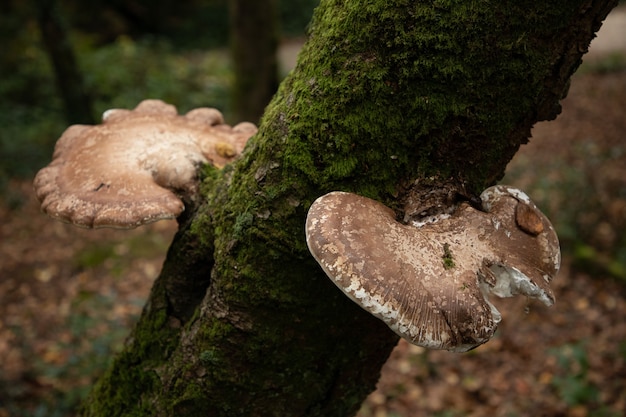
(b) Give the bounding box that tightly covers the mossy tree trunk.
[81,0,616,416]
[230,0,280,124]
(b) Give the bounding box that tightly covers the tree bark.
[81,0,617,416]
[229,0,280,124]
[36,0,95,124]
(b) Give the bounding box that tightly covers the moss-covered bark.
[81,0,617,416]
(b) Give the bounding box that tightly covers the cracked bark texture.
[81,1,617,416]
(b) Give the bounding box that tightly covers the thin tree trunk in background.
[36,0,94,124]
[229,0,279,124]
[82,1,618,416]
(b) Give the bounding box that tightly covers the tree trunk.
[81,0,617,416]
[36,0,95,124]
[229,0,280,124]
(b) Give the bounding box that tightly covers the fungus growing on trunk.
[33,100,257,229]
[305,186,560,352]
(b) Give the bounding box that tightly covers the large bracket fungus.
[305,186,560,352]
[34,99,257,229]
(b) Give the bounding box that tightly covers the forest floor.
[1,8,626,417]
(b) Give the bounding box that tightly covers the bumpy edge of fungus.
[33,99,257,228]
[305,186,560,352]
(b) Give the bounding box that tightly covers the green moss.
[189,165,230,250]
[201,316,235,341]
[442,242,455,270]
[199,349,221,366]
[198,163,220,193]
[82,352,161,416]
[232,211,255,239]
[273,0,589,196]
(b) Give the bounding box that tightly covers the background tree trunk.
[230,0,280,124]
[81,0,617,416]
[36,0,94,124]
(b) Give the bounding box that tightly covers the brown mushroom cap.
[34,99,257,228]
[305,186,560,352]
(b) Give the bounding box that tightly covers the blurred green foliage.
[549,342,622,417]
[79,36,234,115]
[550,342,599,406]
[73,229,172,273]
[40,0,318,49]
[504,138,626,283]
[581,52,626,74]
[0,0,318,186]
[0,36,233,185]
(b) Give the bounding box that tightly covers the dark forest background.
[0,0,318,186]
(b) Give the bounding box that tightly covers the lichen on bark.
[81,0,618,416]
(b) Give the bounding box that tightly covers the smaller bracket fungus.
[34,99,257,228]
[305,186,560,352]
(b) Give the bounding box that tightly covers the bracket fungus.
[305,186,560,352]
[34,99,257,228]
